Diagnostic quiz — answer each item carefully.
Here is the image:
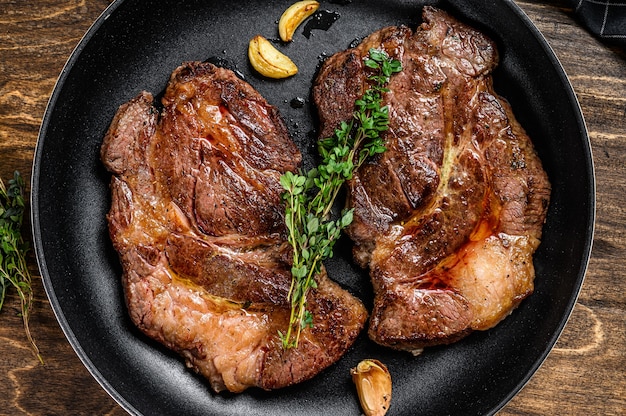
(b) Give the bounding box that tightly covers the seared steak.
[101,62,367,392]
[313,7,551,352]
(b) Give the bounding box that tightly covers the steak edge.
[101,62,367,392]
[313,7,551,352]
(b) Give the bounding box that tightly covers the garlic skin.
[351,359,392,416]
[278,1,320,42]
[247,35,298,79]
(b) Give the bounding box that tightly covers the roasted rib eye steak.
[313,7,551,352]
[101,62,367,392]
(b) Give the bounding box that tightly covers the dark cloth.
[568,0,626,47]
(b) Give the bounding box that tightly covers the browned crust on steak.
[102,62,367,392]
[313,7,550,352]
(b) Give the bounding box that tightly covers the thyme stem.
[279,49,402,349]
[0,171,43,364]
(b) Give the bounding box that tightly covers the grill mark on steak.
[101,62,367,392]
[313,7,551,352]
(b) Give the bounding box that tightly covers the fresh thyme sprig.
[279,49,402,349]
[0,171,43,363]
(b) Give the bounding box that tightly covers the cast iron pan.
[32,0,595,415]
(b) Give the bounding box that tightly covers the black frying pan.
[32,0,594,415]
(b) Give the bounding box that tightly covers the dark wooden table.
[1,1,624,414]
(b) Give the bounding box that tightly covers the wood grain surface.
[1,0,624,415]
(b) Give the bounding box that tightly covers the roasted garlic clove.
[278,0,320,42]
[351,359,392,416]
[248,35,298,79]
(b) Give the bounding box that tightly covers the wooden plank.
[0,0,623,414]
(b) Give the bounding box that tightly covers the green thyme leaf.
[0,171,43,364]
[279,48,402,349]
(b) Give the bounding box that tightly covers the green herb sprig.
[279,49,402,349]
[0,171,42,363]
